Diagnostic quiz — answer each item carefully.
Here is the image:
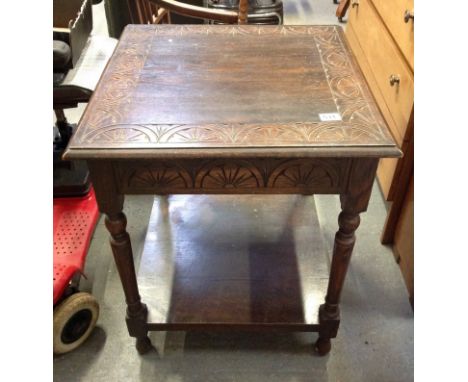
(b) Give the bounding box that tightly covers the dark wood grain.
[316,158,378,354]
[381,109,414,305]
[66,25,400,356]
[114,158,351,195]
[381,108,414,244]
[88,161,152,354]
[63,25,400,160]
[336,0,350,22]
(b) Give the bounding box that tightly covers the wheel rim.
[61,309,93,344]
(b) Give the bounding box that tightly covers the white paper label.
[318,113,342,122]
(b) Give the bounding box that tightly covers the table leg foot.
[136,336,153,355]
[315,337,332,356]
[126,302,152,354]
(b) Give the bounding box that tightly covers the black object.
[53,44,91,197]
[207,0,283,24]
[53,41,72,72]
[168,0,205,24]
[104,0,133,38]
[53,118,91,198]
[60,309,94,344]
[53,0,93,197]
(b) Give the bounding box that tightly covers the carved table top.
[64,25,400,160]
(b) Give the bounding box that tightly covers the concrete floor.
[54,1,413,381]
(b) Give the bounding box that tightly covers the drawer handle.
[404,10,414,23]
[351,0,359,7]
[389,74,400,86]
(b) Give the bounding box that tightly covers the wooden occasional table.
[64,25,400,356]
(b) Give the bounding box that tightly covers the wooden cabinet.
[394,176,414,306]
[345,0,414,302]
[371,0,414,69]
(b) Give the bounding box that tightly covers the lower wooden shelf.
[137,195,330,331]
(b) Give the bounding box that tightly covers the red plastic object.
[53,188,99,305]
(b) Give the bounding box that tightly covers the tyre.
[53,292,99,354]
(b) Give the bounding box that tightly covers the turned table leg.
[88,161,153,354]
[316,209,360,355]
[105,212,153,354]
[316,159,378,356]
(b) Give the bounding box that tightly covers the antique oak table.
[64,25,400,355]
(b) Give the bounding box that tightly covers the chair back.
[127,0,170,24]
[126,0,249,24]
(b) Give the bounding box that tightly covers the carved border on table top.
[117,158,348,193]
[82,121,387,146]
[74,27,155,139]
[72,26,393,148]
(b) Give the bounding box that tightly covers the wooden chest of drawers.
[345,0,414,303]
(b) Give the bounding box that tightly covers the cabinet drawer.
[371,0,414,70]
[348,0,413,142]
[345,23,404,146]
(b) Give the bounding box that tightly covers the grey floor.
[54,1,414,381]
